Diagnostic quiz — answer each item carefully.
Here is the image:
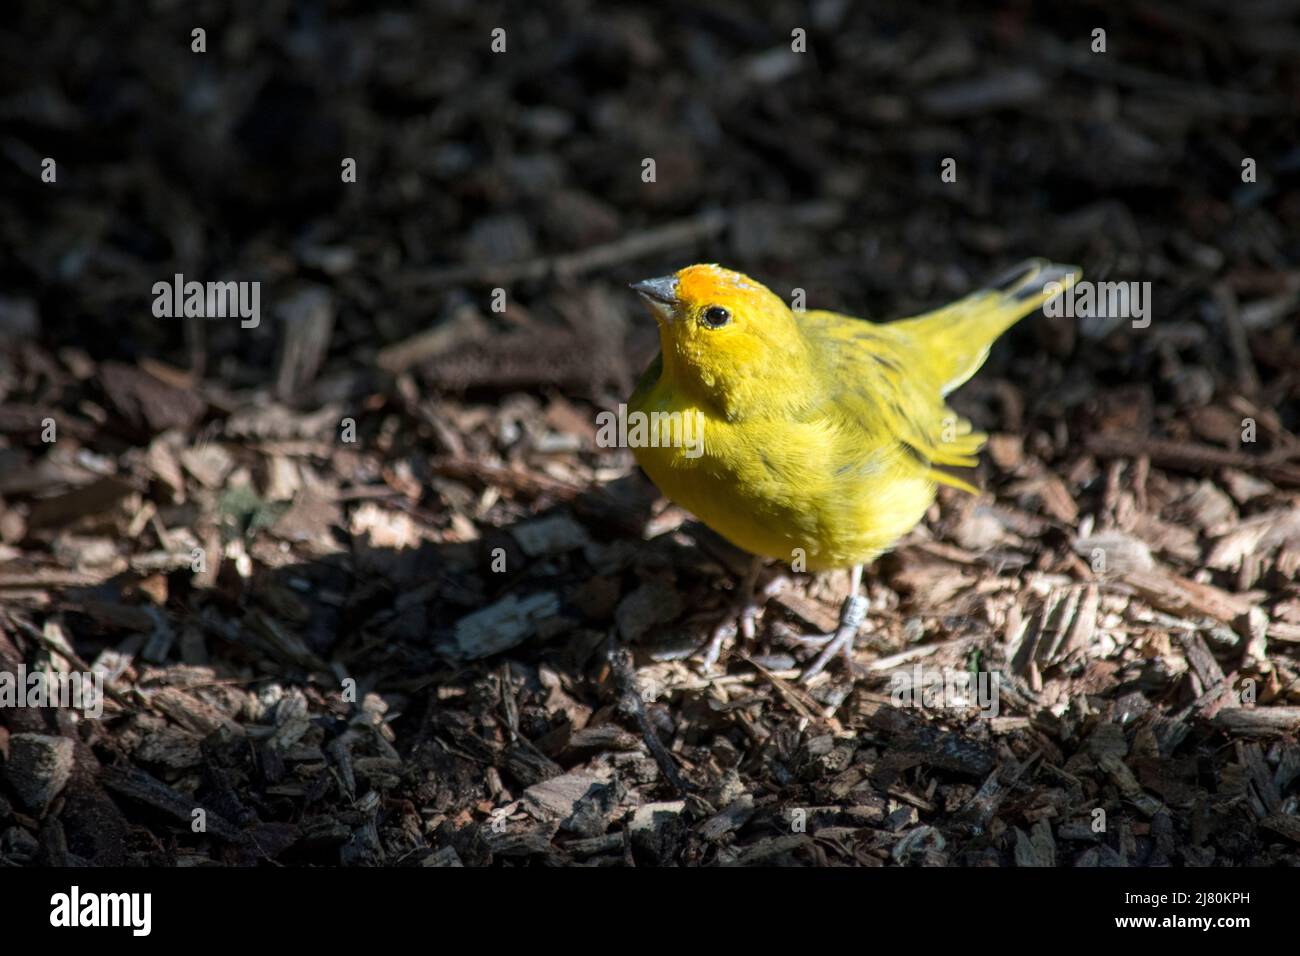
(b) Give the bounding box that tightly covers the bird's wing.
[800,310,990,494]
[798,261,1079,492]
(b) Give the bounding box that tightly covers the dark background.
[5,0,1297,402]
[1,0,1299,868]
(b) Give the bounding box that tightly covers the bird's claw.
[699,569,789,671]
[701,601,758,671]
[800,593,868,681]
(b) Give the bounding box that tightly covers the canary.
[629,260,1078,676]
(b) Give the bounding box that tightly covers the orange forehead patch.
[674,264,763,305]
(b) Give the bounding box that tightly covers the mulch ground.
[1,1,1299,866]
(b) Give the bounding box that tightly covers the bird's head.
[631,264,809,417]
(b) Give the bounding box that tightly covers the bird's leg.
[701,556,771,670]
[800,564,867,681]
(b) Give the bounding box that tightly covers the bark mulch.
[1,1,1299,866]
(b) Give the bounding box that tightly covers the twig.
[398,210,728,290]
[1213,282,1261,398]
[1,609,134,710]
[606,638,694,794]
[1087,434,1300,486]
[738,653,822,723]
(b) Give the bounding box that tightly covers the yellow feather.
[629,261,1078,571]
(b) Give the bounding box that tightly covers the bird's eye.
[701,306,731,328]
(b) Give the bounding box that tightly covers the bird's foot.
[699,569,790,671]
[800,592,868,682]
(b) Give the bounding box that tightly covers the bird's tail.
[892,259,1081,395]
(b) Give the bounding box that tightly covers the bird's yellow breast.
[630,380,937,571]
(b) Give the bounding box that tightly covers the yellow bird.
[629,260,1078,676]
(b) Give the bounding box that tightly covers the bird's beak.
[630,275,679,320]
